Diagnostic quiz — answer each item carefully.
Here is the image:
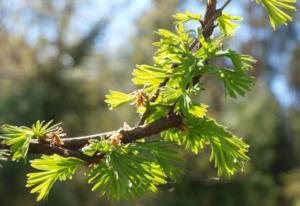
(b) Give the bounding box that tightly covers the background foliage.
[0,0,299,205]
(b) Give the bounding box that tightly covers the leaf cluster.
[105,9,255,179]
[256,0,297,29]
[1,121,60,161]
[84,138,182,200]
[26,155,83,201]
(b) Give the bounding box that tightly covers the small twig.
[219,0,232,11]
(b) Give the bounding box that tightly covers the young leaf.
[143,104,168,124]
[218,49,256,71]
[132,64,167,87]
[1,125,33,161]
[26,155,83,201]
[256,0,297,29]
[132,140,183,179]
[31,120,62,138]
[217,13,242,36]
[88,148,167,200]
[86,139,181,200]
[5,135,31,161]
[189,103,208,118]
[173,10,202,24]
[1,121,61,161]
[203,65,255,98]
[105,90,134,110]
[217,68,255,98]
[162,117,249,176]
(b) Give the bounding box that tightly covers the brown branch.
[0,113,182,162]
[0,137,102,163]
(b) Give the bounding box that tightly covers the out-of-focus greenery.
[0,0,299,205]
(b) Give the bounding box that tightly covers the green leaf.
[217,68,254,98]
[195,35,225,59]
[6,135,31,161]
[256,0,297,29]
[31,120,61,138]
[143,104,168,124]
[87,140,181,200]
[189,103,208,118]
[217,13,242,36]
[173,10,202,24]
[88,148,166,200]
[162,117,249,176]
[1,121,61,161]
[130,140,183,180]
[1,125,32,161]
[82,138,112,156]
[105,90,134,110]
[176,93,192,116]
[203,65,255,98]
[159,87,182,104]
[218,49,256,71]
[26,155,83,201]
[132,64,166,87]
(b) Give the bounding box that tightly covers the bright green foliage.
[217,13,242,36]
[105,90,135,110]
[26,155,83,201]
[204,49,257,98]
[31,120,61,139]
[3,133,30,161]
[221,49,257,71]
[162,117,249,176]
[256,0,297,29]
[142,104,169,124]
[85,139,181,200]
[217,68,254,98]
[107,10,254,178]
[132,64,167,87]
[189,103,208,118]
[204,66,255,98]
[1,121,61,161]
[172,10,202,25]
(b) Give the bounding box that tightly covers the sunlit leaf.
[256,0,296,29]
[162,117,249,176]
[1,121,61,161]
[217,13,242,36]
[173,10,202,24]
[26,155,83,201]
[105,90,134,110]
[132,64,166,86]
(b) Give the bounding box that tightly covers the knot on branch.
[38,126,65,146]
[109,132,123,145]
[134,90,149,109]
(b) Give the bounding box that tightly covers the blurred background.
[0,0,299,205]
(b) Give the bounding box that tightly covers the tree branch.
[0,137,102,163]
[0,0,233,164]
